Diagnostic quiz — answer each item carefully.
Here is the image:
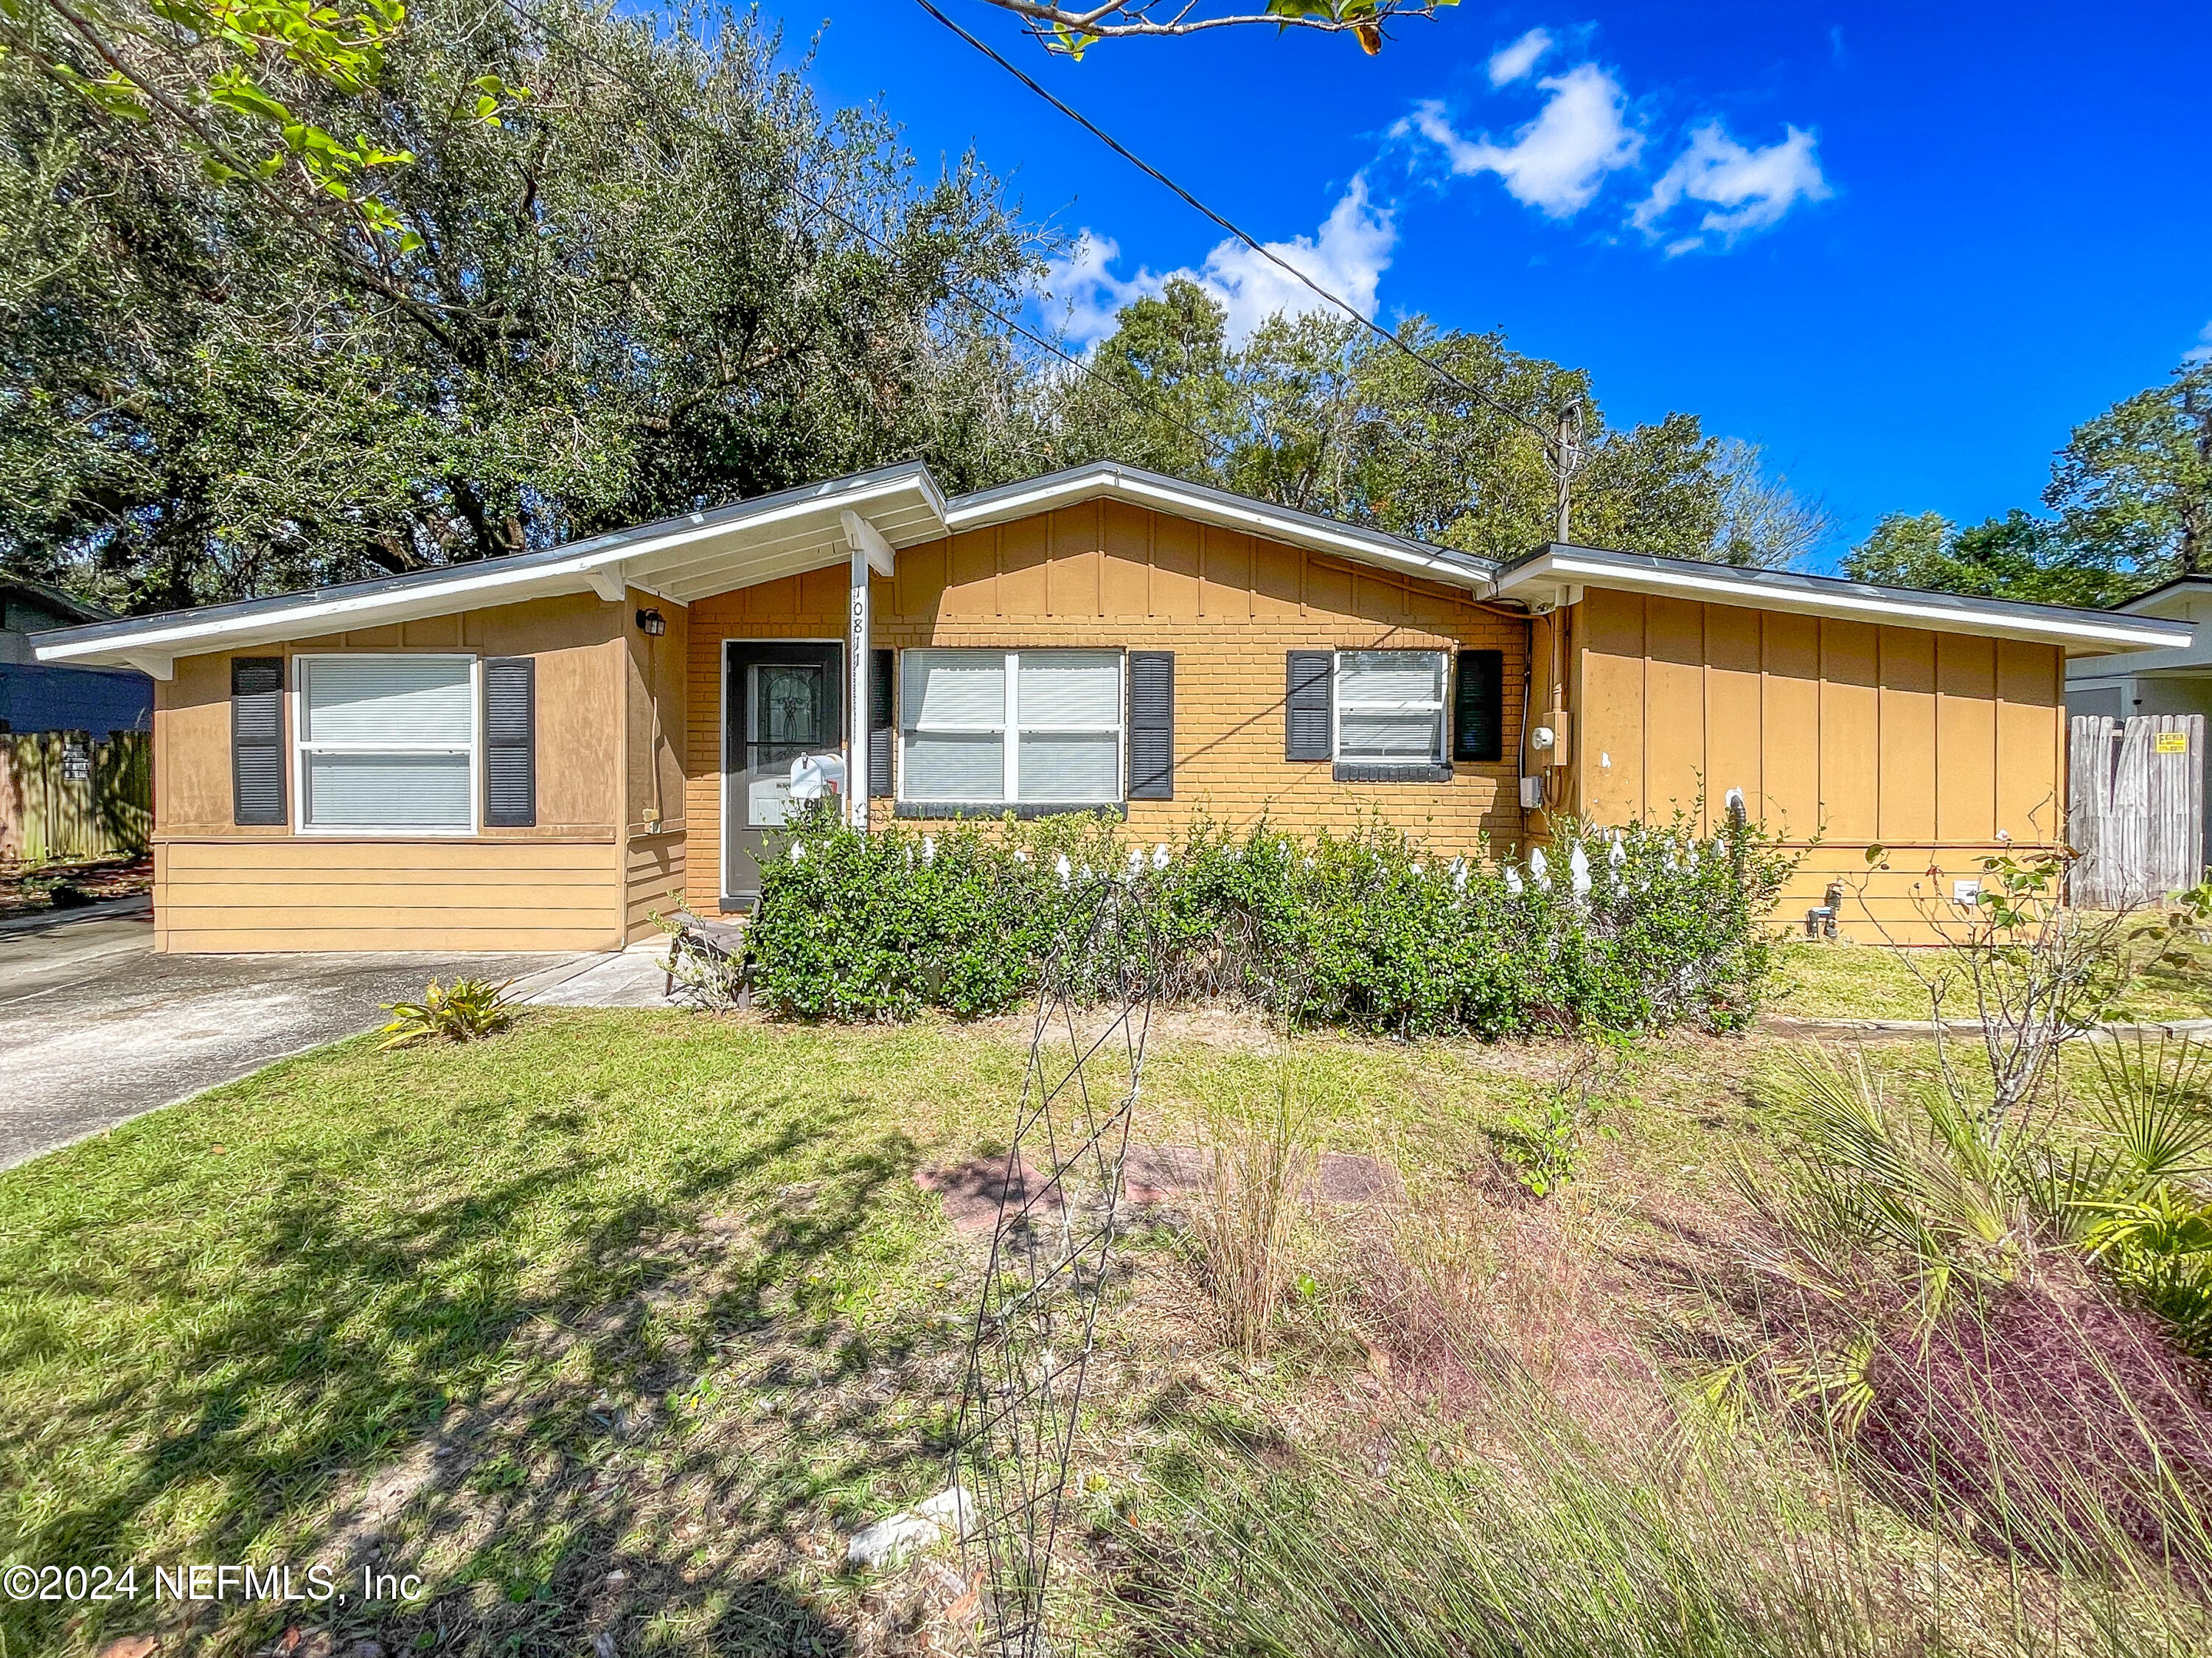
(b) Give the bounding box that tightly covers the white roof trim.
[1497,548,2194,657]
[36,469,942,668]
[944,465,1494,593]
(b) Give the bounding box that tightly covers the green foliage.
[1843,507,2132,608]
[0,0,462,243]
[2061,1039,2212,1359]
[377,974,512,1048]
[2048,360,2212,584]
[745,804,1795,1039]
[1749,1037,2212,1363]
[0,0,1044,610]
[1494,1035,1632,1199]
[1845,358,2212,605]
[1048,299,1829,567]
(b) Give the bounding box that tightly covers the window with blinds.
[297,655,476,831]
[1335,650,1447,764]
[899,649,1124,807]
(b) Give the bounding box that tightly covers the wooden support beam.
[841,509,896,579]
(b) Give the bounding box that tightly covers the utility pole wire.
[914,0,1589,524]
[486,0,1232,467]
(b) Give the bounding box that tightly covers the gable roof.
[1495,543,2194,658]
[33,461,2195,673]
[2,575,114,629]
[2115,573,2212,616]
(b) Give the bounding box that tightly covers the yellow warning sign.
[2154,731,2190,753]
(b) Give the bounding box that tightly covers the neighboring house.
[32,461,2191,953]
[2065,572,2212,869]
[0,577,153,736]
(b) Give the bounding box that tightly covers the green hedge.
[745,807,1797,1037]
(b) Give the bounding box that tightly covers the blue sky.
[782,4,2212,566]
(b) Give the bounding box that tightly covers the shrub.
[1736,1044,2212,1587]
[745,804,1794,1039]
[378,976,515,1048]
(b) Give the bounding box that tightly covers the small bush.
[745,804,1794,1039]
[378,976,515,1048]
[1737,1044,2212,1588]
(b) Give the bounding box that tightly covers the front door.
[723,641,844,908]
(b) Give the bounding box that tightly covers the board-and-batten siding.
[678,498,1529,915]
[1571,588,2066,938]
[152,837,625,952]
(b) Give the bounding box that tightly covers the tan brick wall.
[679,498,1531,909]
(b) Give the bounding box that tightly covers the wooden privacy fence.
[0,731,151,862]
[2068,713,2206,908]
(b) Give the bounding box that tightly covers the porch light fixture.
[636,607,667,636]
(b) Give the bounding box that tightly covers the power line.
[911,0,1568,456]
[486,0,1231,465]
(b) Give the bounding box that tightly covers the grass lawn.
[0,1006,2199,1657]
[1765,933,2212,1023]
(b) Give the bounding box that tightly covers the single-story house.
[2065,573,2212,870]
[1,577,153,737]
[32,461,2193,952]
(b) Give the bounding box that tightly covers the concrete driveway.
[0,902,580,1171]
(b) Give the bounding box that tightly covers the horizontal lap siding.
[625,831,686,941]
[682,501,1528,911]
[1572,588,2065,943]
[149,594,630,952]
[154,837,623,953]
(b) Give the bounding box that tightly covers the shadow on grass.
[0,1046,972,1657]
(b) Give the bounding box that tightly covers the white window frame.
[291,652,482,837]
[1332,648,1449,767]
[897,647,1126,807]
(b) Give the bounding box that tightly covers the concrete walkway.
[1758,1012,2212,1043]
[510,943,684,1009]
[0,908,572,1171]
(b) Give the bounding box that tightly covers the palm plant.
[2051,1038,2212,1356]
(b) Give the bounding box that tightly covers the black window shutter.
[869,647,894,798]
[1453,649,1504,764]
[1127,651,1175,800]
[1285,650,1333,762]
[230,656,286,826]
[484,656,536,827]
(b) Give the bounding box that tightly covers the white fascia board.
[1500,552,2193,655]
[2095,641,2212,676]
[945,469,1492,593]
[37,472,945,669]
[36,559,591,666]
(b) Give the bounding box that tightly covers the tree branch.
[969,0,1453,48]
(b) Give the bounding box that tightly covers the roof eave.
[1496,546,2194,657]
[945,462,1498,594]
[35,464,946,671]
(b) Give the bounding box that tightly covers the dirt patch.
[917,1147,1403,1233]
[0,854,150,919]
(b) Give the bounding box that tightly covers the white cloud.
[1631,119,1832,251]
[1194,175,1395,341]
[1486,27,1553,86]
[2187,320,2212,365]
[1403,64,1641,218]
[1041,176,1396,348]
[1039,233,1153,346]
